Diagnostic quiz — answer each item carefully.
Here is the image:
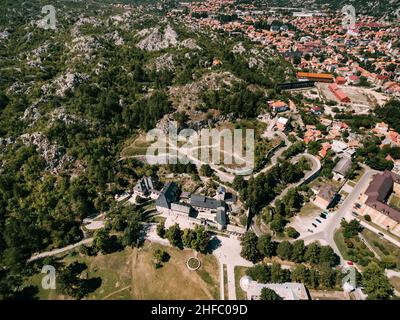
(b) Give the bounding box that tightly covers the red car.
[347,261,354,266]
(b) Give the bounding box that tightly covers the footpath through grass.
[26,241,220,300]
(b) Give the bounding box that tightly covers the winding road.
[299,168,377,266]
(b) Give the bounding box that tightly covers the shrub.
[286,226,300,239]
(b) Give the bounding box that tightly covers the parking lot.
[289,203,331,236]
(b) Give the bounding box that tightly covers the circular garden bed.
[186,257,201,271]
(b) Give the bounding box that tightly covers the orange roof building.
[297,72,334,83]
[328,83,351,103]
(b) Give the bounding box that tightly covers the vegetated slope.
[0,0,294,297]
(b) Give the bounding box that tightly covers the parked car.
[354,203,361,209]
[378,232,384,238]
[347,261,354,266]
[320,213,327,219]
[307,229,314,233]
[312,223,317,228]
[352,211,359,217]
[315,218,322,223]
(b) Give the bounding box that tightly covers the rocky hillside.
[0,0,294,283]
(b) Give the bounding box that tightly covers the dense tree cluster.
[58,262,101,300]
[361,262,393,300]
[241,232,339,267]
[246,261,342,290]
[375,99,400,133]
[236,161,306,214]
[202,83,267,118]
[165,224,210,253]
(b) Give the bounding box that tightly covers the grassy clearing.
[299,202,320,218]
[349,167,365,184]
[362,229,400,269]
[234,266,249,300]
[333,230,350,261]
[389,277,400,293]
[347,180,356,187]
[334,229,377,268]
[389,194,400,211]
[26,242,220,300]
[121,134,151,158]
[223,265,228,300]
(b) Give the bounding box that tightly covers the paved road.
[360,221,400,248]
[300,168,377,266]
[250,132,292,179]
[251,152,321,236]
[212,235,253,300]
[273,153,321,204]
[28,238,94,262]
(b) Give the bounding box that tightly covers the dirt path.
[101,286,130,300]
[28,238,94,262]
[130,248,140,299]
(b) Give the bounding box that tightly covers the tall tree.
[165,223,183,248]
[240,232,261,263]
[260,287,283,300]
[256,234,275,258]
[304,242,320,265]
[277,241,293,261]
[291,240,305,263]
[361,262,393,300]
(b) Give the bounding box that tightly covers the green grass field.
[26,241,220,300]
[333,230,350,260]
[223,264,228,300]
[234,266,249,300]
[389,194,400,211]
[334,229,378,268]
[362,229,400,270]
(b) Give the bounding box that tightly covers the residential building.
[155,182,181,214]
[313,184,337,209]
[359,171,400,234]
[133,176,160,199]
[333,156,352,181]
[276,117,289,131]
[240,276,309,300]
[329,83,351,103]
[155,183,228,230]
[270,100,289,113]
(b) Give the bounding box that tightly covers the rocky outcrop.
[66,35,102,63]
[169,72,241,111]
[19,132,71,172]
[155,53,175,72]
[232,42,246,54]
[26,43,49,68]
[136,25,178,51]
[0,30,10,40]
[105,31,124,46]
[42,71,89,97]
[179,38,201,50]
